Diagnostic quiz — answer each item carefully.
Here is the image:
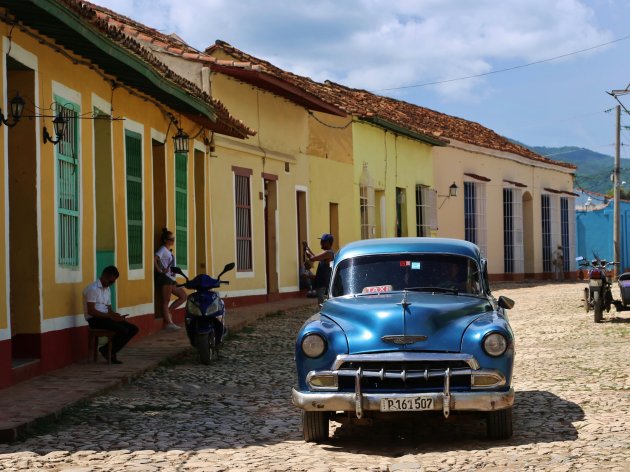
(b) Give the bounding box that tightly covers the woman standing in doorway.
[154,228,186,330]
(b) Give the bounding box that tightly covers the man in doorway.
[303,233,335,304]
[83,266,139,364]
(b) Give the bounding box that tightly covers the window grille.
[541,194,552,272]
[56,101,80,267]
[415,185,437,236]
[234,173,252,271]
[359,163,375,239]
[503,188,524,273]
[464,182,487,256]
[175,152,188,268]
[560,197,570,271]
[125,130,143,269]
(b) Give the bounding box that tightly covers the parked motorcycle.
[173,263,235,364]
[577,256,616,323]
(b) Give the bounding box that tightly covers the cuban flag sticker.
[400,261,411,267]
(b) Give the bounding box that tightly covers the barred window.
[503,188,524,273]
[234,170,252,271]
[56,100,80,267]
[125,130,143,270]
[541,194,553,272]
[415,185,437,236]
[359,163,375,239]
[175,152,188,269]
[464,182,487,256]
[560,197,570,271]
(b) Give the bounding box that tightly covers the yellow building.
[0,0,252,388]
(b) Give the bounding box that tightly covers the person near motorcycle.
[553,244,564,281]
[83,265,139,364]
[303,233,335,304]
[154,228,186,330]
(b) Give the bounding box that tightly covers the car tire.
[195,332,214,365]
[302,411,329,443]
[487,407,513,440]
[583,287,590,313]
[593,291,603,323]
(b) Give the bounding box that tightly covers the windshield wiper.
[403,286,459,295]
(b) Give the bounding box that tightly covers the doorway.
[152,139,167,317]
[296,190,307,286]
[264,177,278,294]
[329,202,339,252]
[94,108,116,309]
[194,149,206,274]
[7,58,41,363]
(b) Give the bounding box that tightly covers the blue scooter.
[173,262,235,364]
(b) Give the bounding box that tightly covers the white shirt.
[83,279,111,320]
[156,246,176,281]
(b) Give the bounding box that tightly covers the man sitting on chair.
[83,266,139,364]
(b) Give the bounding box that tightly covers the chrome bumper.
[292,388,514,416]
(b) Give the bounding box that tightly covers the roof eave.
[8,0,216,122]
[361,116,449,146]
[211,64,346,117]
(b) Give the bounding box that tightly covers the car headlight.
[301,333,327,358]
[482,332,508,357]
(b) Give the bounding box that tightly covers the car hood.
[321,292,492,354]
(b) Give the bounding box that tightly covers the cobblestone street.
[0,282,629,471]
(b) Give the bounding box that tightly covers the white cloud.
[90,0,612,101]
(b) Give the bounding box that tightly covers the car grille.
[335,356,473,392]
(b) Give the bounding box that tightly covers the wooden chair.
[88,328,115,364]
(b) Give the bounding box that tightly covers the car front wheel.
[302,411,329,443]
[486,407,513,440]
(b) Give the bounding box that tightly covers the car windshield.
[330,253,482,297]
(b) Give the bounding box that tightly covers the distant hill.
[517,144,630,195]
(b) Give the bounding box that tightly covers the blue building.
[576,197,630,272]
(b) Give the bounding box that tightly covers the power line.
[376,34,630,92]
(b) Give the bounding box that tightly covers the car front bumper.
[292,387,514,418]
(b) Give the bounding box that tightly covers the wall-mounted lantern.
[0,92,25,128]
[172,127,189,154]
[43,113,68,145]
[438,181,459,208]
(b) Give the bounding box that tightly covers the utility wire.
[376,34,630,92]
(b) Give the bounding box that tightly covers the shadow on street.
[322,390,583,455]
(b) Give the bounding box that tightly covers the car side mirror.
[498,296,515,310]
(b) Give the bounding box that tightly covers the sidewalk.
[0,297,318,442]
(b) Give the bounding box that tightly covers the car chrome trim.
[471,371,506,388]
[292,387,515,413]
[443,367,451,418]
[381,335,428,345]
[332,352,480,370]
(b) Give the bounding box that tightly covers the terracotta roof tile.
[206,41,575,170]
[57,1,255,138]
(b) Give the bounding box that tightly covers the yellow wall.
[210,73,314,292]
[352,122,434,241]
[1,26,203,328]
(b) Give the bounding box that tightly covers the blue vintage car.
[292,237,515,442]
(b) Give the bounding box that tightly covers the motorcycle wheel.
[195,332,215,365]
[593,291,603,323]
[583,287,590,313]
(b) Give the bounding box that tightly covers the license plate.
[589,280,603,287]
[380,396,434,412]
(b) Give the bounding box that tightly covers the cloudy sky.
[92,0,630,158]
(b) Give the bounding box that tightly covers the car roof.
[335,237,482,263]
